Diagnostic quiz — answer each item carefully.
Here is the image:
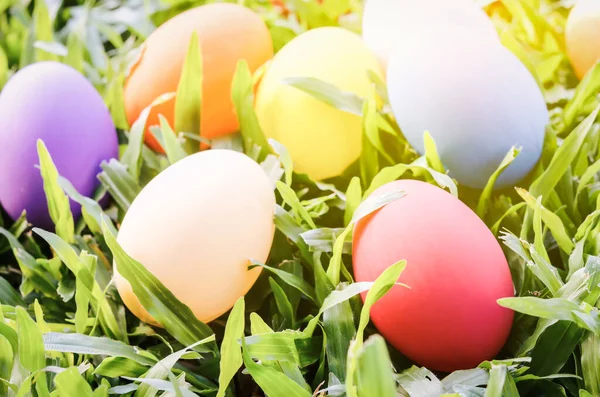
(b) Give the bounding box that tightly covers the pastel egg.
[114,149,275,325]
[352,179,514,372]
[124,3,274,152]
[362,0,499,69]
[0,61,118,229]
[254,27,383,181]
[566,0,600,79]
[387,29,549,189]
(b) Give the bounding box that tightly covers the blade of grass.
[530,106,599,201]
[232,60,271,160]
[477,147,520,218]
[16,307,45,372]
[33,228,125,341]
[355,335,396,397]
[323,296,355,382]
[159,115,187,165]
[174,31,202,154]
[37,140,75,244]
[241,337,311,397]
[216,297,244,397]
[43,333,155,366]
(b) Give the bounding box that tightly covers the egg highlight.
[0,61,118,228]
[362,0,499,69]
[352,179,515,372]
[124,3,274,152]
[114,149,276,325]
[387,30,549,189]
[254,27,383,181]
[565,0,600,79]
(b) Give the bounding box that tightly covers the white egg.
[362,0,499,68]
[387,29,549,189]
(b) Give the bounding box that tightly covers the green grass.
[1,0,600,396]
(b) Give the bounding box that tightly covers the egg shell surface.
[352,179,514,372]
[114,149,276,325]
[124,3,274,152]
[386,29,548,189]
[0,61,118,229]
[254,27,383,181]
[362,0,499,69]
[566,0,600,79]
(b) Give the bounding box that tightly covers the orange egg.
[124,3,274,152]
[565,0,600,79]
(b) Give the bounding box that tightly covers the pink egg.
[352,179,514,372]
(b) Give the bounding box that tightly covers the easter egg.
[124,3,274,152]
[352,179,514,372]
[0,61,118,229]
[565,0,600,79]
[254,27,383,181]
[114,149,275,325]
[362,0,499,69]
[387,29,548,189]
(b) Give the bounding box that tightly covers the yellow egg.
[254,27,383,181]
[113,150,275,325]
[566,0,600,79]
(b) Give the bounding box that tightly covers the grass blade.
[54,367,93,396]
[159,115,187,165]
[33,228,125,341]
[43,333,155,365]
[16,307,45,372]
[396,366,444,396]
[241,337,312,397]
[477,147,520,218]
[355,335,396,397]
[323,298,355,383]
[269,277,296,327]
[283,77,364,116]
[581,333,600,395]
[250,260,317,304]
[216,297,244,397]
[484,365,506,397]
[0,277,24,306]
[37,139,75,243]
[174,31,202,153]
[530,106,599,201]
[232,60,271,160]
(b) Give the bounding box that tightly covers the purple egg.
[0,61,118,229]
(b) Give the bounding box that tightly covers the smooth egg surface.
[352,179,515,372]
[114,149,276,325]
[566,0,600,79]
[387,30,548,189]
[254,27,383,181]
[0,61,118,228]
[124,3,273,152]
[362,0,499,69]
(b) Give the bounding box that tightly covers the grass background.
[1,0,600,396]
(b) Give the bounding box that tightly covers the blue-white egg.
[362,0,499,69]
[386,29,549,189]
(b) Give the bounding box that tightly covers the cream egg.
[565,0,600,79]
[113,149,276,325]
[386,28,548,189]
[362,0,499,69]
